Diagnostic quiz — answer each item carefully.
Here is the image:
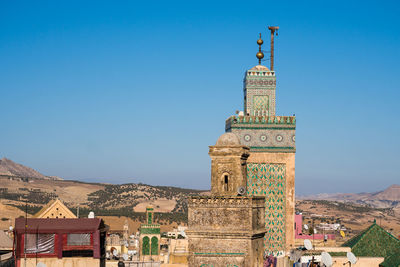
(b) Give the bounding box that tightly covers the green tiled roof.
[382,252,400,267]
[342,222,400,267]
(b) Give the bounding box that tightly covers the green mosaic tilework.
[140,225,161,235]
[253,95,269,114]
[247,163,286,253]
[142,236,150,255]
[151,236,159,255]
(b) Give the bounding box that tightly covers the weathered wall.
[187,197,265,267]
[19,258,100,267]
[209,146,249,196]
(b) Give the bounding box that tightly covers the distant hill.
[298,184,400,212]
[0,158,399,239]
[372,184,400,201]
[0,157,62,180]
[0,173,206,221]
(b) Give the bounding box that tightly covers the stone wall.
[187,196,265,267]
[209,145,249,196]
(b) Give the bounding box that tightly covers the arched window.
[224,174,229,191]
[151,236,158,255]
[142,236,150,255]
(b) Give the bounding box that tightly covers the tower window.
[224,175,229,191]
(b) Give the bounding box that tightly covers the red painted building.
[14,218,107,267]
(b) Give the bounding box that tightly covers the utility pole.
[24,198,27,267]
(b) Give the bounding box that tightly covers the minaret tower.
[243,33,277,117]
[225,27,296,254]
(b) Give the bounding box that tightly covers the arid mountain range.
[0,157,62,180]
[298,184,400,212]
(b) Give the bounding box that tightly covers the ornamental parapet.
[140,224,160,229]
[225,115,295,132]
[187,196,266,234]
[188,196,265,208]
[140,224,161,235]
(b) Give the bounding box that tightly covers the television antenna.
[321,252,333,267]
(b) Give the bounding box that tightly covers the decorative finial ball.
[257,38,263,45]
[256,51,264,60]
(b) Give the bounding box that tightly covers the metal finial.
[256,33,264,65]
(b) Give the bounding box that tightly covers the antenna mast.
[268,26,279,70]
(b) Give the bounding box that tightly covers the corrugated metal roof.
[14,218,105,233]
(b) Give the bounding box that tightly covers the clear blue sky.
[1,0,399,195]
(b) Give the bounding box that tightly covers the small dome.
[215,133,240,146]
[250,65,269,71]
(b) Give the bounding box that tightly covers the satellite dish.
[340,230,346,238]
[304,224,309,230]
[321,252,333,267]
[88,211,95,218]
[122,254,129,261]
[113,249,118,256]
[314,228,317,234]
[347,252,357,265]
[9,226,13,231]
[36,263,47,267]
[180,231,186,238]
[237,187,246,195]
[304,239,312,250]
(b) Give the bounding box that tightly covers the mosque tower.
[225,27,296,253]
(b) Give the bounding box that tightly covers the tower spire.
[256,33,264,65]
[268,26,279,70]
